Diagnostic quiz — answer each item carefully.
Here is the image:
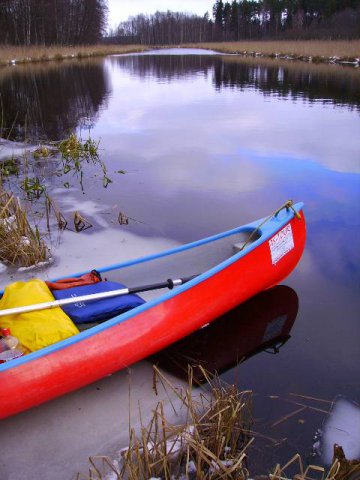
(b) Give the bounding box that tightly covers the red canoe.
[0,201,306,418]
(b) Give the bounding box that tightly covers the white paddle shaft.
[0,277,189,318]
[0,287,130,317]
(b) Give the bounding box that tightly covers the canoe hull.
[0,210,306,418]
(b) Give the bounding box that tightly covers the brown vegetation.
[79,367,254,480]
[0,188,48,267]
[78,367,360,480]
[0,41,358,69]
[188,40,360,63]
[0,44,150,67]
[0,133,106,267]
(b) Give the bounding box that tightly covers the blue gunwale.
[0,203,303,372]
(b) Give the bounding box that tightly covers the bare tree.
[0,0,108,45]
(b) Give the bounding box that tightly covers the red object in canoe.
[0,202,306,418]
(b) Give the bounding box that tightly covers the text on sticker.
[269,224,294,265]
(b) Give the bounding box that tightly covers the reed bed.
[271,447,360,480]
[78,367,360,480]
[0,44,150,67]
[1,41,359,68]
[0,132,103,267]
[0,187,48,267]
[79,366,254,480]
[186,40,360,64]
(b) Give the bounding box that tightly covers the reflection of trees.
[110,54,216,83]
[0,59,111,141]
[214,58,360,110]
[1,55,358,142]
[112,54,360,111]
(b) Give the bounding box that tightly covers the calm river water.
[0,49,359,474]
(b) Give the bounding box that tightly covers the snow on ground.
[321,397,360,464]
[0,361,187,480]
[0,227,180,289]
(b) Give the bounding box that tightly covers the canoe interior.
[96,229,260,302]
[0,228,260,323]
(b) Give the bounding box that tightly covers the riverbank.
[186,40,360,65]
[1,40,359,68]
[0,44,150,66]
[80,367,360,480]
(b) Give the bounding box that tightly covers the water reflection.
[314,397,360,464]
[320,397,360,465]
[0,59,111,141]
[111,53,360,110]
[215,57,360,110]
[1,54,357,145]
[110,53,215,82]
[153,285,298,382]
[0,50,359,472]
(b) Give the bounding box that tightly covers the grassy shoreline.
[0,40,359,67]
[0,44,150,67]
[79,367,360,479]
[189,40,360,65]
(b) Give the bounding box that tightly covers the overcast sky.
[107,0,214,28]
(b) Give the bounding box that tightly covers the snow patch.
[321,398,360,464]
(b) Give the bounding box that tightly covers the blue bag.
[52,281,145,324]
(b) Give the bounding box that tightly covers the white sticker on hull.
[269,224,294,265]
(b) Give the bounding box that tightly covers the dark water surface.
[0,50,359,472]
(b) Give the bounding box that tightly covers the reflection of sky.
[98,57,360,174]
[1,54,359,469]
[88,56,360,293]
[86,57,360,435]
[123,48,220,56]
[321,398,360,464]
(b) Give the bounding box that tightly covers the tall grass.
[271,447,360,480]
[186,40,360,62]
[0,188,48,267]
[1,41,358,68]
[79,366,253,480]
[0,132,105,267]
[0,44,150,66]
[78,367,360,479]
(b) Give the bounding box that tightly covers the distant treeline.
[0,0,107,45]
[109,0,360,44]
[0,0,358,46]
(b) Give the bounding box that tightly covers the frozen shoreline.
[0,362,187,480]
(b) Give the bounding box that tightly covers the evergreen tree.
[223,2,232,38]
[230,0,240,39]
[213,0,225,27]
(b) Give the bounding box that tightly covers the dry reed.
[270,446,360,480]
[0,187,48,267]
[78,367,360,480]
[0,131,110,266]
[0,44,150,66]
[186,40,360,63]
[1,41,359,68]
[79,366,253,480]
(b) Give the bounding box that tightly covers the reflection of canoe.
[0,202,305,418]
[153,285,298,381]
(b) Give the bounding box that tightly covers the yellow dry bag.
[0,279,79,353]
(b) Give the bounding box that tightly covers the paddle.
[0,275,198,318]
